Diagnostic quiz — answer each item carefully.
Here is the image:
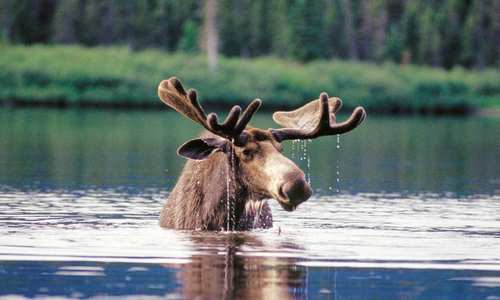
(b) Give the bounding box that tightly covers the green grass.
[0,44,499,112]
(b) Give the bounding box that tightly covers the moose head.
[158,77,366,230]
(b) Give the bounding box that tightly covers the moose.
[158,77,366,230]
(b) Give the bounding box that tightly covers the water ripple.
[0,186,499,270]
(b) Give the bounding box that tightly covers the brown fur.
[160,129,277,230]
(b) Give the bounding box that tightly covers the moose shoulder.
[158,77,366,231]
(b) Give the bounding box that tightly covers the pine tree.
[384,24,403,63]
[52,0,81,44]
[0,0,16,42]
[249,0,272,56]
[2,0,498,69]
[418,5,442,66]
[359,0,387,61]
[177,20,199,53]
[340,0,359,60]
[303,0,328,60]
[287,0,327,61]
[439,0,466,69]
[400,1,420,64]
[270,0,292,57]
[461,1,480,68]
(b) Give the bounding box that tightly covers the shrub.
[0,44,498,112]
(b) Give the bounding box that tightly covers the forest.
[0,0,498,112]
[1,0,498,69]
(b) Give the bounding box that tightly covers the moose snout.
[279,177,312,210]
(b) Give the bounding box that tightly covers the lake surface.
[0,108,499,299]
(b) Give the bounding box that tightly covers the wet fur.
[159,137,273,230]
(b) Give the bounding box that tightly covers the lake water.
[0,108,499,299]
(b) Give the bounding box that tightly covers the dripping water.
[252,200,263,229]
[329,134,341,192]
[336,134,341,193]
[226,155,231,231]
[226,147,236,232]
[306,139,312,184]
[298,140,303,161]
[231,148,236,231]
[302,140,305,162]
[293,139,311,184]
[298,140,312,184]
[194,163,200,187]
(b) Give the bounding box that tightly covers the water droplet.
[226,148,236,231]
[306,140,311,184]
[335,134,341,193]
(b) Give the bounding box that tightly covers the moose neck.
[160,149,248,230]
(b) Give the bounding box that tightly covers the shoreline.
[0,98,478,116]
[1,45,498,116]
[476,107,500,117]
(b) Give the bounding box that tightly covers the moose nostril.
[278,184,287,200]
[281,178,312,204]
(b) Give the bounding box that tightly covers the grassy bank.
[0,44,498,113]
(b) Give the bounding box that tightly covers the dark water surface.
[0,108,499,299]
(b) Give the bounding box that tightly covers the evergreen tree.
[1,0,497,69]
[461,1,481,68]
[288,0,328,61]
[359,0,387,60]
[2,0,57,44]
[52,0,81,44]
[177,19,199,53]
[218,0,253,57]
[400,1,421,64]
[418,5,442,66]
[0,0,16,42]
[249,0,272,56]
[384,24,403,63]
[439,0,466,69]
[302,0,328,60]
[327,0,350,59]
[340,0,359,60]
[270,0,292,57]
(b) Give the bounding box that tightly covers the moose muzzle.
[278,177,312,211]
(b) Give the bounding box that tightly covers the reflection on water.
[3,259,500,299]
[174,234,304,300]
[0,187,499,298]
[1,109,499,194]
[1,187,499,262]
[1,108,500,299]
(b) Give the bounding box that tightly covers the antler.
[158,77,261,144]
[270,92,366,142]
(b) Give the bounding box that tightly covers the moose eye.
[242,149,253,159]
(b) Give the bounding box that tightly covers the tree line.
[1,0,498,69]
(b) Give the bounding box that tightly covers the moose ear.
[177,137,228,160]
